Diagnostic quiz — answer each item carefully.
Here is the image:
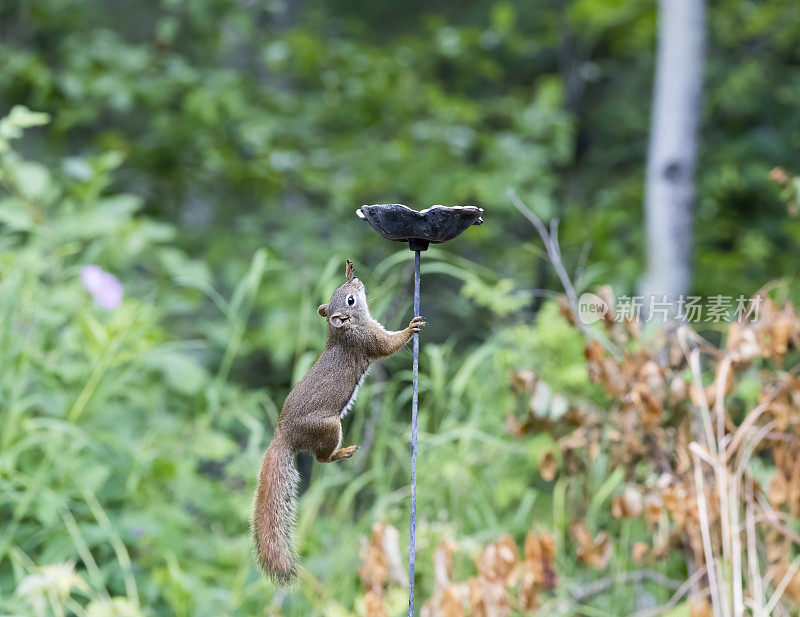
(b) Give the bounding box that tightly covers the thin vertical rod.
[408,249,421,617]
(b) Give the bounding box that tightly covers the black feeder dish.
[356,203,484,251]
[355,203,484,617]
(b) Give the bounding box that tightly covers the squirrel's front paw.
[408,316,427,333]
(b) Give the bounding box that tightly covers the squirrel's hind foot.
[328,445,360,462]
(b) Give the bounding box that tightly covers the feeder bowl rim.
[356,203,484,219]
[356,203,484,252]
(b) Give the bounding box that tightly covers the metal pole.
[408,248,421,617]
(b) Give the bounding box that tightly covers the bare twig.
[507,189,577,306]
[714,356,732,451]
[570,569,682,602]
[746,480,764,614]
[507,188,622,358]
[539,569,684,616]
[764,555,800,615]
[679,330,718,455]
[574,240,593,283]
[725,384,787,462]
[756,495,800,545]
[691,448,727,617]
[631,567,708,617]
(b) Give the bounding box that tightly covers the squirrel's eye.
[347,294,355,306]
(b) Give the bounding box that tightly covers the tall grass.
[0,108,568,616]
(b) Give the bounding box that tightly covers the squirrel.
[252,259,426,584]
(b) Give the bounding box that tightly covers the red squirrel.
[252,259,426,584]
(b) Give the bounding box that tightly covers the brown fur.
[252,260,425,584]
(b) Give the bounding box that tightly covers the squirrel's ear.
[317,304,328,317]
[329,312,347,328]
[345,259,355,281]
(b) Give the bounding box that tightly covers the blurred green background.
[1,0,799,615]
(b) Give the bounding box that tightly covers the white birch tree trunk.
[640,0,706,302]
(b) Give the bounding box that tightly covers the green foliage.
[4,0,800,301]
[0,112,275,616]
[0,108,653,617]
[2,0,800,614]
[0,111,566,616]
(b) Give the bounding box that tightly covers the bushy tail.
[252,435,299,585]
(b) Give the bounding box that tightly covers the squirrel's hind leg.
[312,418,360,463]
[328,444,360,461]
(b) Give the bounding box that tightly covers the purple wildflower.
[80,265,123,310]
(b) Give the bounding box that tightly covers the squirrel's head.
[317,259,370,329]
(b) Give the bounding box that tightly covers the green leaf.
[0,198,34,231]
[151,351,208,396]
[0,106,49,141]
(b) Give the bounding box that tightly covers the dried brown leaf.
[510,369,537,393]
[538,450,557,481]
[469,576,510,617]
[364,591,388,617]
[570,521,612,570]
[689,595,713,617]
[474,535,519,587]
[632,541,649,563]
[359,522,404,596]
